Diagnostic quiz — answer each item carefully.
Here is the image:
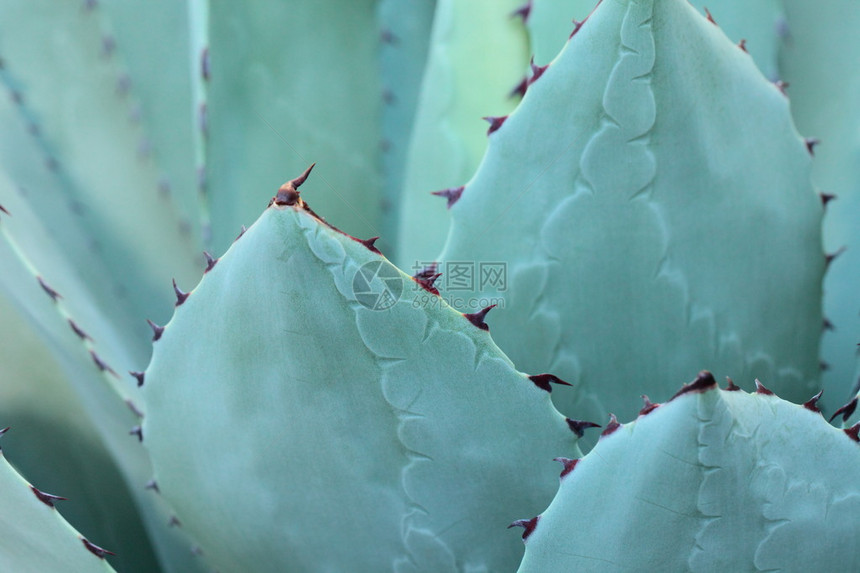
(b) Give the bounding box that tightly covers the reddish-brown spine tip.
[672,371,718,400]
[508,516,539,541]
[511,0,532,22]
[528,57,548,85]
[482,115,507,135]
[0,204,8,216]
[145,479,159,493]
[464,304,496,331]
[803,390,823,413]
[774,80,789,95]
[431,186,465,209]
[820,192,836,207]
[360,236,382,254]
[601,414,621,437]
[0,427,9,438]
[81,538,115,558]
[31,486,66,507]
[203,251,218,273]
[565,419,601,437]
[172,279,189,306]
[845,423,860,442]
[274,163,315,206]
[704,7,716,24]
[147,319,164,341]
[68,319,92,341]
[804,137,819,155]
[37,276,61,301]
[553,457,580,478]
[528,373,572,393]
[639,395,659,416]
[754,379,774,395]
[829,397,858,423]
[738,38,747,52]
[129,426,143,442]
[570,19,585,38]
[130,371,145,387]
[724,377,740,391]
[823,318,835,331]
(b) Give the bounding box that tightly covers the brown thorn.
[360,236,382,254]
[431,186,464,209]
[37,276,61,301]
[81,537,115,558]
[600,414,620,437]
[803,390,823,413]
[510,1,532,22]
[68,319,92,341]
[820,192,836,207]
[566,418,600,438]
[754,379,774,395]
[203,251,218,272]
[704,7,716,24]
[507,516,539,541]
[829,397,858,423]
[528,373,571,393]
[805,138,820,155]
[129,426,143,442]
[738,38,747,52]
[639,395,659,416]
[172,279,189,306]
[553,457,580,478]
[464,304,496,331]
[129,371,145,387]
[31,486,66,507]
[90,351,119,378]
[146,319,164,342]
[144,479,159,493]
[274,163,315,206]
[672,371,717,400]
[724,376,740,391]
[482,115,507,135]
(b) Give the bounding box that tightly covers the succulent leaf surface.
[142,177,580,572]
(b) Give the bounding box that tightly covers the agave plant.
[0,0,858,571]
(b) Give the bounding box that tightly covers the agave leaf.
[0,429,117,572]
[378,0,437,251]
[0,181,208,573]
[205,0,384,255]
[517,374,860,571]
[95,0,203,244]
[0,0,201,323]
[438,0,823,433]
[0,294,160,572]
[142,174,581,572]
[395,0,528,268]
[778,0,860,411]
